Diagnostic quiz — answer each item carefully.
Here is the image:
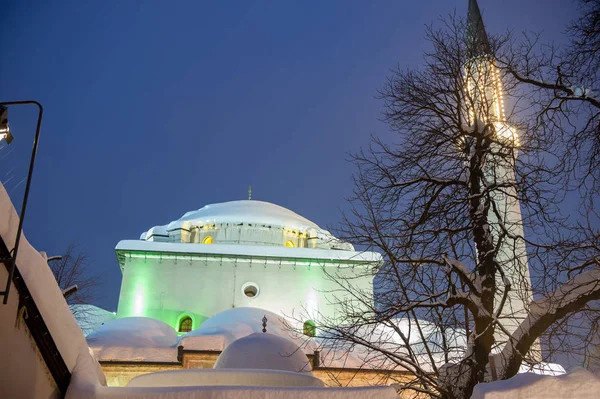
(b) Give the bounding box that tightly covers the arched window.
[285,240,295,248]
[303,320,316,337]
[202,236,213,244]
[179,316,193,333]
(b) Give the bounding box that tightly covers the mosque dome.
[214,333,313,373]
[172,200,319,230]
[140,200,354,251]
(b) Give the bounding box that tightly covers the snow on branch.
[497,268,600,379]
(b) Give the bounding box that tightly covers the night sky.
[1,1,577,311]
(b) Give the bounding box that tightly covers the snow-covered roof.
[0,183,106,385]
[179,307,315,352]
[86,317,179,362]
[116,240,382,264]
[141,200,323,239]
[471,368,599,399]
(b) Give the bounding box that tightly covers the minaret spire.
[466,0,492,58]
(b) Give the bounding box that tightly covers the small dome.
[178,307,316,352]
[214,333,312,373]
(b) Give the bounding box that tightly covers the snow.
[67,382,397,399]
[518,362,565,376]
[498,268,600,372]
[472,368,600,399]
[128,368,324,388]
[137,200,362,252]
[318,317,467,371]
[70,304,116,336]
[117,240,382,263]
[87,317,179,362]
[214,333,312,373]
[141,200,322,239]
[179,307,316,353]
[0,183,106,385]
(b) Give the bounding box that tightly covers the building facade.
[115,200,380,334]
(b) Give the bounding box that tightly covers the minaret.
[464,0,535,355]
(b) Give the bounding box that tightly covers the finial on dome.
[248,185,252,200]
[262,315,268,333]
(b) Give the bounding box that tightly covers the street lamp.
[0,100,44,304]
[0,106,13,144]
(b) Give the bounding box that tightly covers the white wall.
[116,253,373,330]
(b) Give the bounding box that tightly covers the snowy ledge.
[115,240,382,264]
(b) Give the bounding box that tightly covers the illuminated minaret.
[464,0,534,351]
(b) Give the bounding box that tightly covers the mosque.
[82,199,396,386]
[75,0,538,388]
[0,1,571,398]
[115,199,379,332]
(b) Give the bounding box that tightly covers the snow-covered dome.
[173,201,319,230]
[179,307,316,352]
[214,333,312,373]
[140,200,354,251]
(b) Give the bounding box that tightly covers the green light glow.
[133,291,145,316]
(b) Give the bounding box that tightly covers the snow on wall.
[68,377,396,399]
[127,369,324,388]
[472,368,600,399]
[0,183,106,387]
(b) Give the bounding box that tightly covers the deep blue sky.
[1,1,577,311]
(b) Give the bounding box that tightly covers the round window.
[242,282,259,298]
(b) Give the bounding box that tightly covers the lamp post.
[0,100,44,304]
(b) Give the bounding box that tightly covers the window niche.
[178,316,193,333]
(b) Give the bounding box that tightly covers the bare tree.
[497,0,600,372]
[500,0,600,191]
[309,6,600,399]
[48,242,102,317]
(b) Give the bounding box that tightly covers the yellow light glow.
[494,122,519,146]
[202,236,213,244]
[465,58,507,127]
[285,240,295,248]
